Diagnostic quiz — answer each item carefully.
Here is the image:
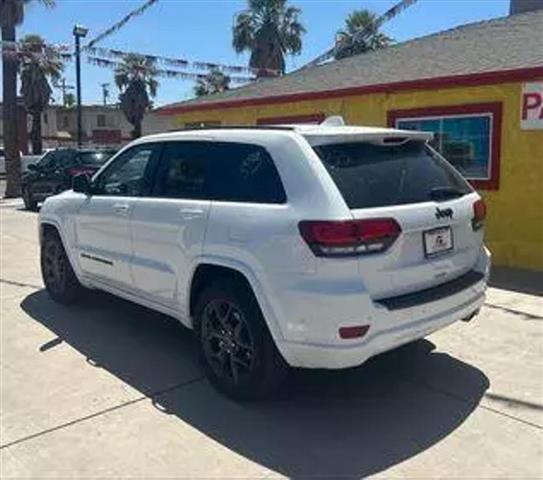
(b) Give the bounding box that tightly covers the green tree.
[19,34,62,154]
[233,0,305,77]
[1,0,55,197]
[334,9,392,60]
[114,53,158,139]
[64,92,75,107]
[194,69,231,97]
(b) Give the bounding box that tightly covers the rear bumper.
[276,247,490,369]
[281,287,484,369]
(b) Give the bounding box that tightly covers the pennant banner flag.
[86,0,160,49]
[84,46,278,76]
[86,56,255,84]
[302,0,418,68]
[1,39,278,78]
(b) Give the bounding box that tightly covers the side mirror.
[27,163,37,171]
[72,173,90,194]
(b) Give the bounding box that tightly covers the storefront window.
[397,115,491,180]
[388,103,502,190]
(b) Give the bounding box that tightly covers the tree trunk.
[133,120,142,139]
[30,112,43,155]
[2,23,22,198]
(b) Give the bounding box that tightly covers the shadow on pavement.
[21,289,489,478]
[489,266,543,297]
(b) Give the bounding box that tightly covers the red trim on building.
[257,113,325,125]
[388,102,503,191]
[159,66,543,116]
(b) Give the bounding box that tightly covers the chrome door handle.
[179,208,204,219]
[113,203,130,216]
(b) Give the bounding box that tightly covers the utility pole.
[54,78,75,106]
[73,24,88,148]
[101,83,110,106]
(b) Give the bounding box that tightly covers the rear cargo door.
[311,138,484,299]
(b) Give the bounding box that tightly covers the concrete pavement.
[1,200,542,478]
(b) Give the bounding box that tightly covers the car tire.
[194,281,288,400]
[22,187,38,211]
[40,230,82,304]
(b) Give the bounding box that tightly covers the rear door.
[311,139,482,299]
[129,141,212,313]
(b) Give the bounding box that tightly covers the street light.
[73,24,88,148]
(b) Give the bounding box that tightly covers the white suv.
[38,122,490,399]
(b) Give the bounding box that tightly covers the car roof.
[133,124,432,146]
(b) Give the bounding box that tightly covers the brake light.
[298,218,401,257]
[472,199,486,231]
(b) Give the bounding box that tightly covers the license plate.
[423,226,453,257]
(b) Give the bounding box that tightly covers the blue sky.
[15,0,510,107]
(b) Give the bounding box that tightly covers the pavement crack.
[0,278,42,290]
[0,375,206,450]
[400,377,543,430]
[484,302,542,320]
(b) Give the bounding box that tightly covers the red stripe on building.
[158,66,543,116]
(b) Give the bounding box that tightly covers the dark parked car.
[22,148,117,210]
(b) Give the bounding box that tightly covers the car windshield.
[312,140,472,209]
[79,151,116,166]
[37,150,63,169]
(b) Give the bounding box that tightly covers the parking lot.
[1,198,542,478]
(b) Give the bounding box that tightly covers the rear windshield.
[313,140,472,209]
[79,151,115,166]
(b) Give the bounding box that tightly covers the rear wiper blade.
[429,186,464,200]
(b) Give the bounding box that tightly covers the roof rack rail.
[167,125,297,133]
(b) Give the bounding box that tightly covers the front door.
[75,143,160,289]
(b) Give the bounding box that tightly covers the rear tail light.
[298,218,401,257]
[472,199,486,231]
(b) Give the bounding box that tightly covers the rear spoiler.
[302,129,433,146]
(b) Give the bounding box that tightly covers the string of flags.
[86,56,255,84]
[84,46,279,76]
[0,40,73,63]
[1,39,278,79]
[302,0,418,67]
[86,0,159,49]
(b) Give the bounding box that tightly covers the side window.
[155,142,286,204]
[93,145,157,197]
[156,142,212,199]
[211,143,286,204]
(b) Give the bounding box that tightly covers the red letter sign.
[521,83,543,129]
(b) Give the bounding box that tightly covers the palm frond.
[232,11,255,52]
[233,0,304,76]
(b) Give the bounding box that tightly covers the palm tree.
[1,0,54,197]
[19,34,62,154]
[114,53,158,139]
[194,69,231,97]
[232,0,305,77]
[64,92,75,108]
[334,9,392,60]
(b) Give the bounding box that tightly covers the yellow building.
[159,11,543,271]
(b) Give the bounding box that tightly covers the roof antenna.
[321,115,345,126]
